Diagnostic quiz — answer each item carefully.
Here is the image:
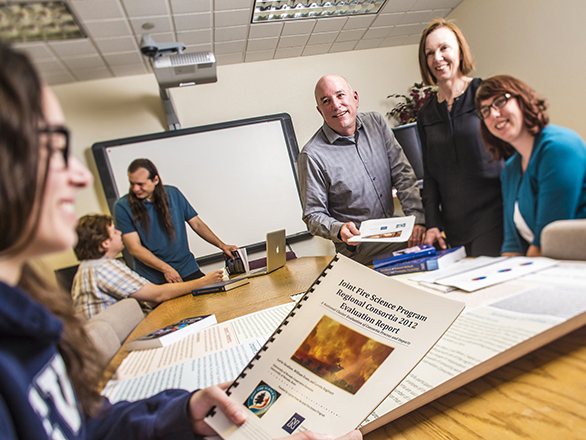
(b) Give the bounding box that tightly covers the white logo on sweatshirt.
[28,354,81,438]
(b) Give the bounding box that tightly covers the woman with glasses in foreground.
[475,75,586,257]
[0,41,362,440]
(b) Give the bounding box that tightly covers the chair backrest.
[391,122,424,180]
[54,264,80,293]
[84,298,145,365]
[541,219,586,260]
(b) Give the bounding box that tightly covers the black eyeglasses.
[39,126,70,167]
[477,93,512,120]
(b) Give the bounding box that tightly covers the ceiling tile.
[34,59,67,73]
[247,37,279,51]
[373,13,403,27]
[170,0,212,14]
[336,29,366,42]
[111,63,149,76]
[94,36,138,53]
[275,46,303,59]
[381,35,410,47]
[412,0,462,10]
[129,16,174,34]
[62,55,106,70]
[214,39,246,54]
[249,22,283,38]
[330,40,358,52]
[174,13,213,30]
[215,26,249,42]
[278,34,310,48]
[122,0,170,17]
[74,68,113,81]
[363,27,393,40]
[214,0,252,11]
[307,31,338,45]
[215,52,244,64]
[177,29,213,45]
[303,43,331,56]
[314,17,346,33]
[381,0,417,13]
[214,9,251,27]
[42,71,76,85]
[83,19,133,38]
[399,10,433,24]
[103,51,143,66]
[70,0,125,21]
[49,40,98,58]
[245,49,275,62]
[390,23,427,36]
[355,38,384,50]
[282,20,316,36]
[343,15,376,30]
[13,43,55,61]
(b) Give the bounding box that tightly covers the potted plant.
[386,82,436,125]
[386,83,436,180]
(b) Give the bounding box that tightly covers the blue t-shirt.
[114,185,200,284]
[501,124,586,254]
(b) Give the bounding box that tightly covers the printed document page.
[115,302,295,380]
[363,281,586,427]
[103,340,264,403]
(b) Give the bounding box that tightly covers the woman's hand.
[423,227,446,249]
[189,385,363,440]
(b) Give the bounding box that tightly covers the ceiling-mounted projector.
[152,51,217,88]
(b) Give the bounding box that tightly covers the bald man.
[298,75,425,265]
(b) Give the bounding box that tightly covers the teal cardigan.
[501,124,586,254]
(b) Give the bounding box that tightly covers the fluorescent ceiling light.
[0,1,85,43]
[253,0,387,23]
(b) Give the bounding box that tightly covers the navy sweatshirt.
[0,281,199,439]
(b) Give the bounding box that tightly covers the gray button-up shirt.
[298,112,424,248]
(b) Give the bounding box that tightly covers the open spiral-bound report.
[204,254,465,440]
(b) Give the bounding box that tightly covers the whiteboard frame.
[91,113,310,265]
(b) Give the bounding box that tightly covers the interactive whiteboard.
[92,113,310,264]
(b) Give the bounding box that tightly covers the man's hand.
[189,384,363,440]
[202,270,224,285]
[340,222,360,244]
[423,227,446,250]
[408,225,426,247]
[163,265,183,283]
[220,244,239,259]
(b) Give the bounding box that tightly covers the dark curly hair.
[475,75,549,161]
[74,214,114,260]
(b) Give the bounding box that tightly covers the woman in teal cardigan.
[475,75,586,256]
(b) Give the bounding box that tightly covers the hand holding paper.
[348,216,415,243]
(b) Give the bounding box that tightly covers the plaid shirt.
[72,257,151,319]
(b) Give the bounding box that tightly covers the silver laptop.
[246,229,287,278]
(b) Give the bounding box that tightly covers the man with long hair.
[114,158,238,284]
[72,214,224,319]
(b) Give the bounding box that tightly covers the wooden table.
[103,256,333,383]
[105,256,586,439]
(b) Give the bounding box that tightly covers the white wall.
[45,43,421,272]
[448,0,586,139]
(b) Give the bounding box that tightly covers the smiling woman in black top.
[417,19,505,257]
